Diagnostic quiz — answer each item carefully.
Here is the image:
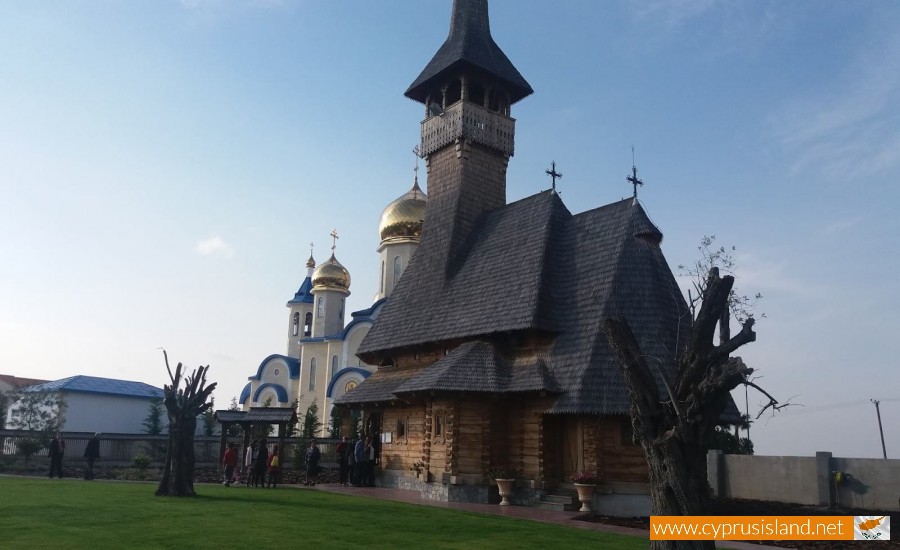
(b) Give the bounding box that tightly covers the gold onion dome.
[379,180,427,243]
[311,254,351,291]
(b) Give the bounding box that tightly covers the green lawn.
[0,477,646,549]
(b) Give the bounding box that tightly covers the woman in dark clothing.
[254,439,268,488]
[83,433,100,480]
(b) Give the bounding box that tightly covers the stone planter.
[573,483,596,512]
[495,478,516,506]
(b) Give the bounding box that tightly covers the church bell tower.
[406,0,532,275]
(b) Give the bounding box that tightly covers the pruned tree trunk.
[155,352,216,497]
[604,268,756,550]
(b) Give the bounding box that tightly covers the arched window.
[292,312,299,336]
[380,260,385,294]
[332,355,339,376]
[393,256,402,290]
[304,312,312,336]
[309,357,317,392]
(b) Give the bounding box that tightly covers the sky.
[1,0,898,459]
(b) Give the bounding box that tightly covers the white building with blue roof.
[4,375,164,434]
[239,178,426,437]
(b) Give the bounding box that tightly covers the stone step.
[535,492,579,512]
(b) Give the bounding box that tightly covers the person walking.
[244,440,257,487]
[222,442,238,486]
[254,439,268,488]
[48,432,66,479]
[83,433,100,480]
[304,439,321,486]
[266,444,281,488]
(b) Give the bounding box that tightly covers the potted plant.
[488,465,520,506]
[411,460,426,480]
[570,470,599,512]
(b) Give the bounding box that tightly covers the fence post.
[707,449,723,498]
[815,451,832,506]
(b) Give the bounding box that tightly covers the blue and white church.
[239,177,426,437]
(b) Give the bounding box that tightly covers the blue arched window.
[331,355,339,377]
[304,312,312,336]
[292,312,299,336]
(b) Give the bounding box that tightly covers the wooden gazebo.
[213,407,297,474]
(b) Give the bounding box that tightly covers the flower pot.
[495,478,516,506]
[573,483,595,512]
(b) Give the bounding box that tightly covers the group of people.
[336,435,376,487]
[221,438,283,488]
[46,432,101,480]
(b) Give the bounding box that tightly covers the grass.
[0,476,646,549]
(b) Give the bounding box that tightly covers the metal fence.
[0,430,341,468]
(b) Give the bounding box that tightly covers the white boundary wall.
[708,450,900,511]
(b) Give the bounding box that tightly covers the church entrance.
[543,415,583,486]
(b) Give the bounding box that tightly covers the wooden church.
[337,0,695,509]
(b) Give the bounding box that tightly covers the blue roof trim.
[350,297,386,319]
[326,367,372,398]
[287,276,314,305]
[23,375,163,399]
[239,382,252,404]
[249,354,300,381]
[253,383,288,403]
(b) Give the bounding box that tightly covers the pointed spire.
[306,242,316,269]
[405,0,532,105]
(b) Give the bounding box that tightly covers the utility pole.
[871,399,887,459]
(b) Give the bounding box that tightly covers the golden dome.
[311,254,351,291]
[379,180,427,243]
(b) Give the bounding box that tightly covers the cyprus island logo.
[854,515,890,541]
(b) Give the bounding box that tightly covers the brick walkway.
[302,483,780,550]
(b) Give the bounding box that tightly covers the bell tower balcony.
[419,100,516,158]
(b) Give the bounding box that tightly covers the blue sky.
[1,0,898,459]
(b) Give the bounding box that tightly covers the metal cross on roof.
[309,242,314,256]
[412,146,420,182]
[545,161,563,191]
[626,147,644,199]
[330,229,339,253]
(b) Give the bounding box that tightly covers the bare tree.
[155,350,216,497]
[604,267,786,550]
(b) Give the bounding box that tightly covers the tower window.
[393,256,402,290]
[292,312,299,337]
[380,261,385,294]
[309,358,317,392]
[304,312,312,336]
[331,355,339,376]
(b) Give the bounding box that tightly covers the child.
[266,444,280,489]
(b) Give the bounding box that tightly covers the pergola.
[213,407,298,474]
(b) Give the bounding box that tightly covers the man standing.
[352,435,365,486]
[254,439,268,488]
[335,436,350,486]
[83,433,100,480]
[48,432,65,478]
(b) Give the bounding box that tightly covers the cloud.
[195,235,235,258]
[630,0,719,29]
[768,20,900,181]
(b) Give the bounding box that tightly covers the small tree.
[328,406,343,438]
[301,403,321,439]
[286,399,300,437]
[143,398,166,435]
[201,397,217,436]
[225,397,243,438]
[6,390,66,467]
